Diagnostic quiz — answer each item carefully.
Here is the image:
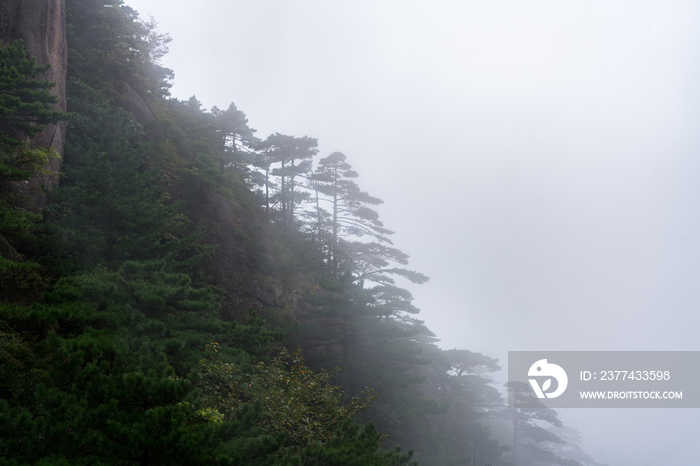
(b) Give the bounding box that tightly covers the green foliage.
[0,258,284,465]
[155,96,257,196]
[0,146,60,185]
[211,102,259,172]
[299,420,418,466]
[45,260,280,370]
[49,78,193,272]
[0,314,50,405]
[66,0,173,99]
[0,40,64,150]
[311,151,391,251]
[199,346,378,458]
[0,2,433,464]
[0,40,65,254]
[0,1,600,464]
[344,240,429,287]
[0,287,210,465]
[301,273,443,452]
[501,381,573,466]
[0,256,47,302]
[403,345,507,465]
[258,133,318,228]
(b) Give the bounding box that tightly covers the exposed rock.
[0,233,20,261]
[190,188,267,319]
[119,83,156,124]
[0,0,67,204]
[184,186,308,322]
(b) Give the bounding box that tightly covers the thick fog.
[125,1,700,464]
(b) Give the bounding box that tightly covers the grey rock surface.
[0,0,67,201]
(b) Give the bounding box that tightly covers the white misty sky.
[123,1,700,465]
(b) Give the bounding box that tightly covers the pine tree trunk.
[280,160,286,228]
[265,166,269,223]
[289,158,295,227]
[314,187,322,243]
[512,397,518,466]
[341,327,350,405]
[331,165,338,277]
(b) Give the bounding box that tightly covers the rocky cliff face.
[184,185,310,323]
[0,0,67,199]
[189,188,274,319]
[119,83,156,124]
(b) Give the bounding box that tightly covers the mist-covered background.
[124,1,700,464]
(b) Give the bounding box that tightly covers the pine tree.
[0,261,282,465]
[300,151,434,450]
[199,346,379,458]
[407,346,506,465]
[309,151,428,287]
[502,381,568,466]
[300,272,446,454]
[300,419,418,466]
[303,272,376,394]
[66,0,173,99]
[211,102,259,172]
[310,151,389,274]
[49,78,191,272]
[0,40,65,252]
[258,133,318,228]
[0,40,64,155]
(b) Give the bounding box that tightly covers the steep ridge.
[0,0,67,200]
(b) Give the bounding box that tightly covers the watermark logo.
[528,359,568,398]
[510,351,699,408]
